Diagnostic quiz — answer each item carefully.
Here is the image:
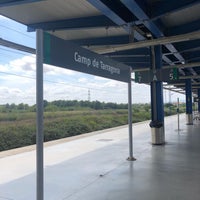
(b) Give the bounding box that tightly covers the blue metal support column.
[150,45,165,145]
[150,80,164,122]
[185,79,193,125]
[198,89,200,112]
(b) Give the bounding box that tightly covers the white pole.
[36,29,44,200]
[127,69,136,161]
[177,98,180,131]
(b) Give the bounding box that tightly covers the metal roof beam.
[171,88,184,91]
[164,46,200,56]
[179,75,200,79]
[149,0,200,19]
[167,82,200,87]
[166,20,200,36]
[0,0,42,7]
[167,83,185,86]
[104,48,149,56]
[108,54,149,58]
[163,86,185,94]
[27,15,116,32]
[87,0,145,41]
[164,44,184,62]
[191,86,200,89]
[120,0,163,38]
[71,35,130,46]
[162,55,174,65]
[130,63,151,68]
[164,62,200,70]
[108,56,150,63]
[88,0,177,69]
[175,40,200,52]
[120,0,187,66]
[163,86,183,91]
[91,31,200,54]
[133,61,200,72]
[188,68,197,76]
[187,57,200,62]
[183,50,200,62]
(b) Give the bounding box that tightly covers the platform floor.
[0,114,200,200]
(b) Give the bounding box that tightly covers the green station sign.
[135,68,179,83]
[43,32,130,83]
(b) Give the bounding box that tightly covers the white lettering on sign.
[92,59,99,68]
[169,72,173,80]
[74,52,121,75]
[153,74,157,81]
[100,61,120,74]
[74,52,91,67]
[138,75,142,82]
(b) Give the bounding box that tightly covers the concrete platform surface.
[0,114,200,200]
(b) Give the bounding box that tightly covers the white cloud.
[78,77,88,83]
[0,87,9,95]
[132,83,150,103]
[9,55,36,74]
[1,55,75,77]
[103,80,124,88]
[0,86,36,105]
[94,76,108,81]
[0,15,8,21]
[43,64,75,76]
[1,54,181,105]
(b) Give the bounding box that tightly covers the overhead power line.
[0,71,127,94]
[0,24,35,39]
[0,46,28,54]
[0,38,35,54]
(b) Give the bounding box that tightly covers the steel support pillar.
[127,68,136,161]
[150,45,165,145]
[198,89,200,112]
[36,29,44,200]
[185,79,193,125]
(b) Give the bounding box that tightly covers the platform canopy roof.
[0,0,200,94]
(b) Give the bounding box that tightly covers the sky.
[0,15,185,105]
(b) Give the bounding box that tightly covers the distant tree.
[5,103,10,110]
[18,103,25,110]
[45,104,59,112]
[43,100,48,108]
[105,102,117,109]
[80,100,90,107]
[91,101,103,110]
[10,103,16,110]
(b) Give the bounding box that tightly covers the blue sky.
[0,15,185,105]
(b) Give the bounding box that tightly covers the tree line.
[0,100,186,115]
[0,100,129,112]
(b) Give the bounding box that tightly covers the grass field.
[0,109,130,151]
[0,102,185,151]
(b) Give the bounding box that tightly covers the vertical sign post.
[177,98,180,131]
[36,29,44,200]
[127,68,136,161]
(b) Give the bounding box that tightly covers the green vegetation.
[0,100,185,151]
